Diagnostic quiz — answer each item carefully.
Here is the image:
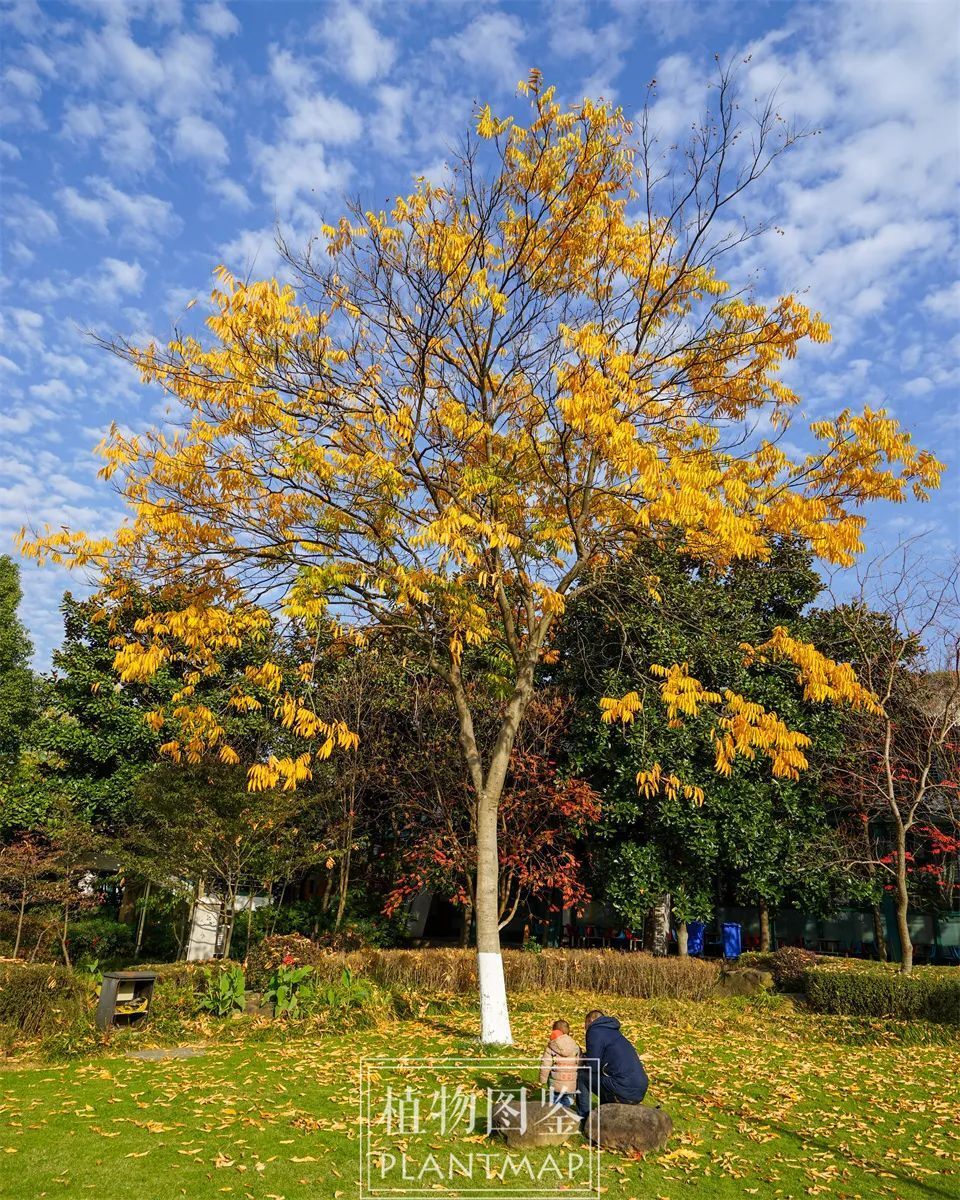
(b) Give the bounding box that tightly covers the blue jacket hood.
[589,1016,621,1033]
[583,1014,648,1102]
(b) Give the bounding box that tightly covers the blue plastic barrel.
[687,921,706,955]
[722,922,742,959]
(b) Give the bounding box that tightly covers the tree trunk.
[870,902,888,961]
[860,814,887,960]
[451,651,537,1045]
[335,843,352,932]
[677,920,689,957]
[894,826,913,974]
[244,891,256,959]
[118,878,142,926]
[459,899,473,947]
[335,786,356,932]
[220,892,236,960]
[60,904,71,968]
[13,892,26,959]
[134,880,151,958]
[759,899,771,952]
[651,894,670,956]
[475,788,513,1044]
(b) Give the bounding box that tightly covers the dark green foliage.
[3,593,161,833]
[804,962,960,1024]
[251,901,407,949]
[0,556,36,782]
[63,915,134,966]
[558,538,861,925]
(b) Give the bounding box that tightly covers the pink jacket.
[539,1032,581,1094]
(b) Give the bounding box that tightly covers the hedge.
[739,947,820,991]
[338,948,721,1000]
[0,961,93,1036]
[245,941,720,998]
[804,960,960,1024]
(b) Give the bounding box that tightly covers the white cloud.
[210,177,251,210]
[318,8,395,85]
[252,47,361,218]
[921,281,960,320]
[197,1,240,39]
[370,84,411,153]
[218,226,287,278]
[28,379,72,404]
[87,257,146,303]
[0,406,36,435]
[63,101,156,173]
[4,194,59,244]
[443,13,527,88]
[283,93,363,145]
[2,308,44,350]
[174,113,228,165]
[252,139,353,215]
[57,177,178,242]
[4,66,42,100]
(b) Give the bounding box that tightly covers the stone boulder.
[714,967,775,997]
[492,1099,581,1147]
[584,1103,672,1153]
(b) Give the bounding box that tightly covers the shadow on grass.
[663,1074,956,1200]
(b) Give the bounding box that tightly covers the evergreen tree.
[0,556,36,784]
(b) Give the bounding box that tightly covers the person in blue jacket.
[576,1009,649,1115]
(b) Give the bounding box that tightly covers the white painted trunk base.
[478,951,513,1044]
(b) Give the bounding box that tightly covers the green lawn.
[1,993,957,1200]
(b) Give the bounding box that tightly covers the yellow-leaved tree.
[21,72,941,1041]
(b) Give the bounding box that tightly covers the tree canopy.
[18,74,942,1035]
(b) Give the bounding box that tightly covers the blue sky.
[1,0,958,665]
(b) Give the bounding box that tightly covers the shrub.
[264,963,317,1018]
[63,916,134,966]
[0,961,93,1036]
[197,964,246,1017]
[249,904,407,950]
[0,912,58,961]
[737,951,775,973]
[245,934,329,988]
[804,960,960,1025]
[769,947,819,991]
[330,949,720,1001]
[138,960,239,1019]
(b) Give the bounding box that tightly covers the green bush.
[805,960,960,1024]
[138,960,241,1019]
[0,911,57,961]
[197,964,246,1017]
[63,916,134,966]
[249,903,407,950]
[0,962,93,1036]
[264,962,317,1018]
